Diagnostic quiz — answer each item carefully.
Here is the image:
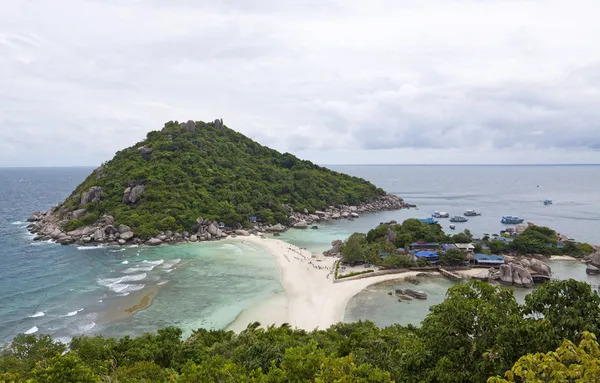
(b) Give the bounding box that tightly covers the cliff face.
[27,119,409,246]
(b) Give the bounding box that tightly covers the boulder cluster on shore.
[26,194,410,247]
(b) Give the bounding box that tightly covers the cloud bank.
[1,0,600,165]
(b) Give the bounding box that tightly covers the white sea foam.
[11,221,25,225]
[160,259,181,269]
[142,259,164,266]
[157,280,168,286]
[110,248,125,253]
[121,260,129,264]
[78,322,96,332]
[29,312,45,318]
[77,245,105,251]
[65,308,84,317]
[122,266,154,273]
[24,326,39,334]
[128,244,139,248]
[98,273,147,286]
[98,299,103,303]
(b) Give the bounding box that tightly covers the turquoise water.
[2,166,600,344]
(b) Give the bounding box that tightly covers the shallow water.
[2,165,599,344]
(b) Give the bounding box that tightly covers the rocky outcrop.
[146,238,162,246]
[128,185,145,204]
[293,221,308,229]
[324,240,343,257]
[180,120,196,133]
[235,230,250,236]
[498,262,534,287]
[80,186,103,206]
[137,146,153,160]
[120,231,134,241]
[529,258,551,277]
[587,264,600,275]
[590,252,600,268]
[214,118,224,129]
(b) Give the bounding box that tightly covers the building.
[410,242,439,252]
[474,254,505,266]
[414,251,439,264]
[441,244,458,252]
[455,243,475,254]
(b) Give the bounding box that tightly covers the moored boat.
[420,217,439,225]
[449,224,456,230]
[543,199,553,205]
[501,215,524,224]
[449,216,468,223]
[432,211,450,218]
[464,209,481,216]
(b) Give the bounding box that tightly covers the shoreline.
[225,235,483,332]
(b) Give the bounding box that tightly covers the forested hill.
[46,119,386,238]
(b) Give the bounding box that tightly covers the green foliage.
[488,331,600,383]
[5,280,600,383]
[452,232,472,243]
[474,243,483,253]
[439,248,466,266]
[337,270,375,279]
[340,233,367,265]
[489,239,508,254]
[380,254,416,269]
[58,121,385,238]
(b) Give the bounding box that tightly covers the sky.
[1,0,600,166]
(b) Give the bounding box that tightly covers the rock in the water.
[350,212,359,218]
[293,221,308,228]
[80,186,103,206]
[590,252,600,268]
[512,263,533,288]
[235,230,250,236]
[587,264,600,275]
[271,223,286,232]
[118,239,126,245]
[82,236,92,243]
[146,238,162,246]
[499,264,513,285]
[529,258,552,277]
[315,211,327,218]
[311,226,318,229]
[92,228,105,242]
[58,235,73,245]
[331,213,341,219]
[120,231,134,241]
[189,235,198,242]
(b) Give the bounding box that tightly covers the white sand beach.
[227,235,481,332]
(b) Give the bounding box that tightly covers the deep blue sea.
[1,165,599,344]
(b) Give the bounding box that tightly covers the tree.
[523,279,600,349]
[341,233,367,265]
[452,233,472,244]
[488,331,600,383]
[489,239,508,254]
[421,281,529,383]
[439,249,466,266]
[474,243,483,253]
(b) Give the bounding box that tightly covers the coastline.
[226,235,483,332]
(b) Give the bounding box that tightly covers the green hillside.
[57,120,385,238]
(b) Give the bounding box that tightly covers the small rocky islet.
[26,119,411,246]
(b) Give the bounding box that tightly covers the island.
[25,119,409,246]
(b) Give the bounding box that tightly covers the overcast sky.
[2,0,600,166]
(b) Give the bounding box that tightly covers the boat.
[464,209,481,216]
[543,199,553,205]
[432,211,450,218]
[501,215,524,224]
[449,216,468,223]
[419,217,438,225]
[449,224,456,230]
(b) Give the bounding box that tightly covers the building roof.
[414,251,439,258]
[442,244,458,251]
[455,243,475,250]
[474,254,505,264]
[411,242,439,247]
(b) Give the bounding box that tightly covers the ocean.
[1,165,599,344]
